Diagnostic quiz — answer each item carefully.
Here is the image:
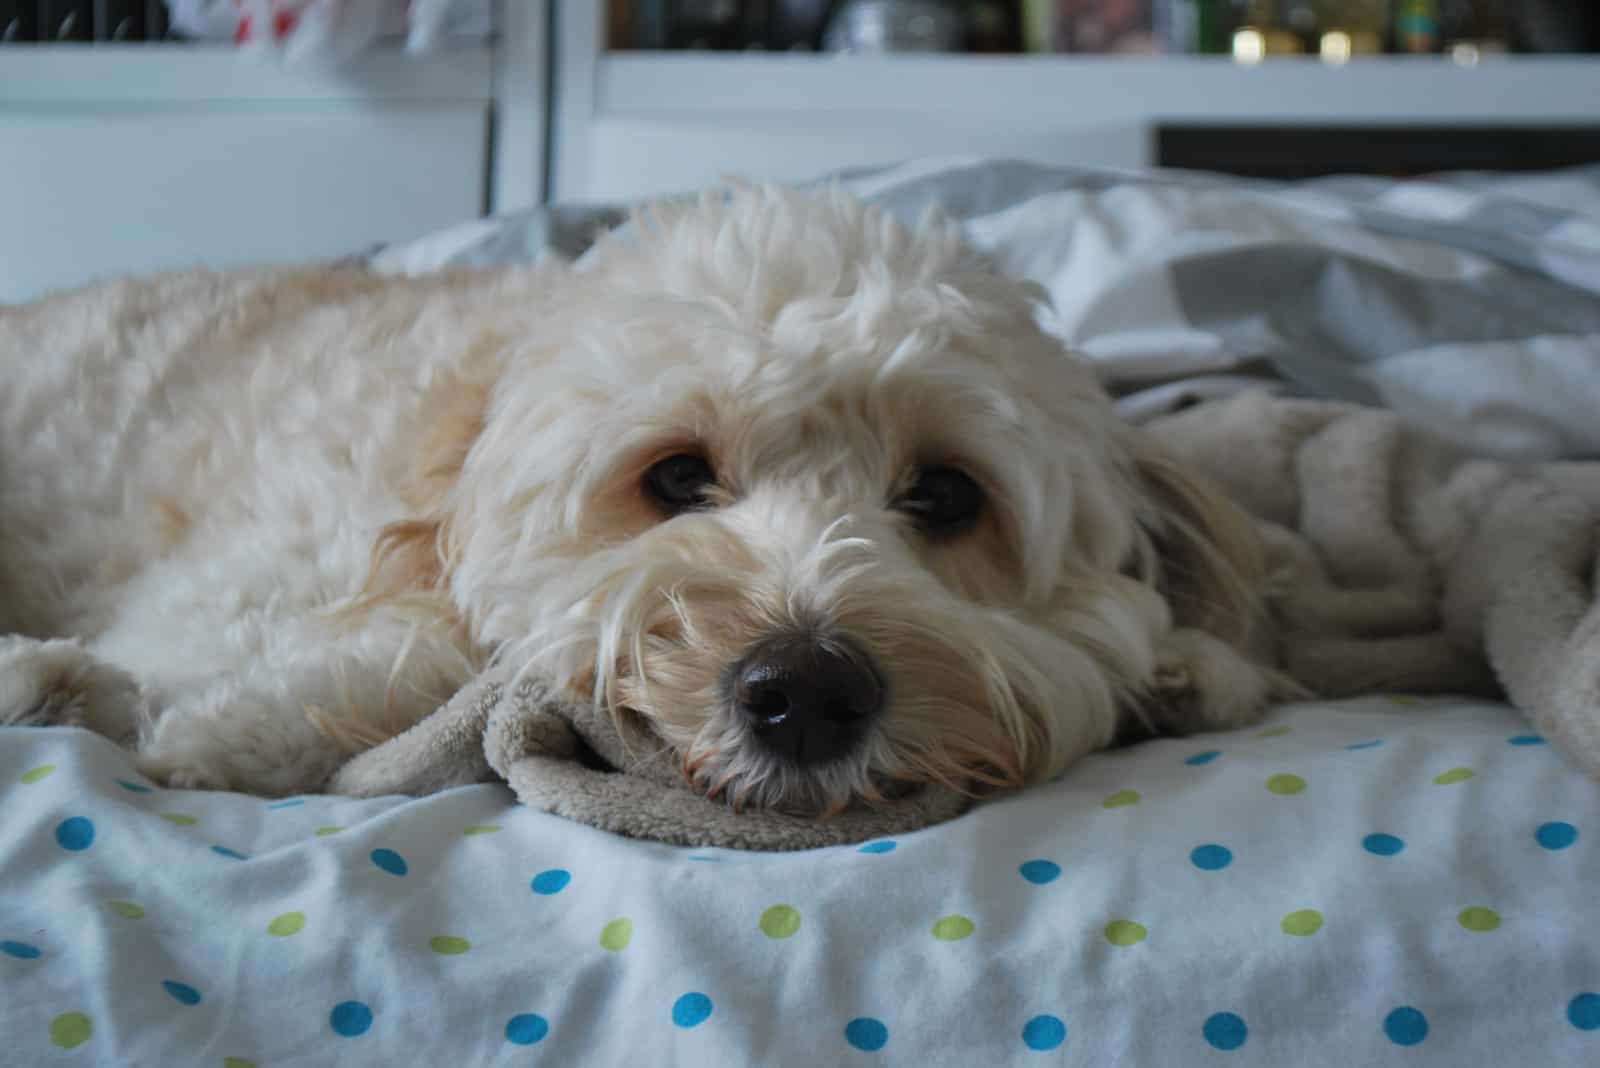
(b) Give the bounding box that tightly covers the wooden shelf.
[0,44,494,105]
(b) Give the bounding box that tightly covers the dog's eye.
[645,453,716,513]
[899,466,983,533]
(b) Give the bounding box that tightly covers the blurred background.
[2,1,1598,301]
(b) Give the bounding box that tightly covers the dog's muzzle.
[731,632,883,766]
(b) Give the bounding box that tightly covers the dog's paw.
[1142,628,1281,735]
[0,637,142,738]
[1151,654,1195,699]
[133,752,233,792]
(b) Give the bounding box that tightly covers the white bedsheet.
[3,696,1597,1065]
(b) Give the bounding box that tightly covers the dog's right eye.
[898,465,984,534]
[645,453,716,514]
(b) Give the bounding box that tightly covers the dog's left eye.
[898,466,984,533]
[645,453,716,513]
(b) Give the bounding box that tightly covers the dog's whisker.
[815,795,849,822]
[705,771,739,802]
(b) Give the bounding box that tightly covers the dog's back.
[0,265,508,638]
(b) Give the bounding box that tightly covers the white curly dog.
[0,184,1284,813]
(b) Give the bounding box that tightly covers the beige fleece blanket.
[330,670,970,850]
[333,392,1600,845]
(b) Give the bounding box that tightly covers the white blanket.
[5,695,1596,1064]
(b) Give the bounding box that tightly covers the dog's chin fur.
[1,181,1284,812]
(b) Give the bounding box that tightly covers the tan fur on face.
[603,510,1036,814]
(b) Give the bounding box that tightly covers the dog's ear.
[349,371,490,612]
[405,372,492,516]
[1130,438,1267,650]
[1115,438,1290,744]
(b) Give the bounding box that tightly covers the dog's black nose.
[732,635,883,765]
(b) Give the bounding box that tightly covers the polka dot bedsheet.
[3,695,1596,1066]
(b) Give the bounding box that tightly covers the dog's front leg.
[120,615,477,797]
[0,635,144,740]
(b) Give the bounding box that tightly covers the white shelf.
[598,53,1600,124]
[0,44,494,104]
[1,41,510,302]
[553,23,1600,203]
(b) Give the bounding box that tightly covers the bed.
[5,159,1599,1065]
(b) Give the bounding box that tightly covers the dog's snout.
[733,634,883,765]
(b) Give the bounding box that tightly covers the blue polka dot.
[1536,822,1578,851]
[1345,739,1384,750]
[1019,860,1061,885]
[1,940,42,960]
[54,817,95,851]
[370,849,407,876]
[845,1017,889,1051]
[531,869,571,895]
[1022,1015,1066,1051]
[330,1001,374,1037]
[1185,750,1221,766]
[1203,1012,1248,1051]
[267,798,306,809]
[1383,1006,1428,1046]
[161,980,202,1006]
[505,1013,550,1045]
[211,845,248,860]
[1569,993,1600,1031]
[858,840,897,854]
[1190,844,1233,871]
[116,779,153,793]
[1363,833,1405,857]
[671,992,713,1029]
[1508,734,1546,746]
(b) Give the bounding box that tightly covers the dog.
[0,183,1285,815]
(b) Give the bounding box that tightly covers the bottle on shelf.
[1437,0,1510,63]
[1155,0,1241,55]
[1394,0,1439,53]
[1232,0,1304,62]
[1314,0,1385,63]
[0,0,36,42]
[1509,0,1598,54]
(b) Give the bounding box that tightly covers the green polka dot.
[160,812,198,826]
[932,915,975,941]
[223,1059,258,1068]
[314,826,342,837]
[108,901,145,920]
[1457,907,1500,932]
[20,764,56,784]
[1266,773,1306,795]
[1434,767,1474,785]
[1257,726,1292,738]
[760,905,802,940]
[1104,919,1147,947]
[268,911,305,937]
[599,918,633,951]
[430,935,471,955]
[463,825,501,836]
[1280,909,1323,936]
[49,1011,92,1049]
[1102,789,1140,808]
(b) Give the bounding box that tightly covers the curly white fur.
[0,183,1280,808]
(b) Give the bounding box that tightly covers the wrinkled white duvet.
[4,694,1596,1065]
